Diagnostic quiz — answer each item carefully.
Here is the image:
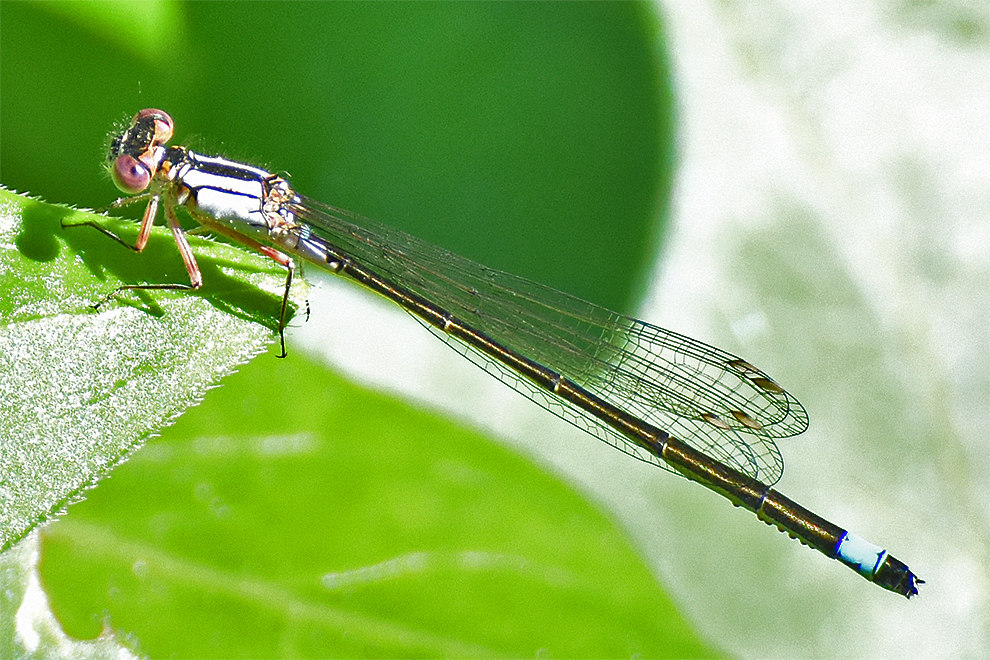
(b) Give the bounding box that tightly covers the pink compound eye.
[111,153,152,194]
[134,108,174,145]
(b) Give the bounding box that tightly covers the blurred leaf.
[0,1,672,313]
[0,188,291,552]
[39,352,718,659]
[34,0,188,64]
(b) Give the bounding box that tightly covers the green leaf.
[37,352,717,659]
[0,187,292,552]
[6,189,713,658]
[33,0,188,65]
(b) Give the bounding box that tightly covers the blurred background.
[2,1,987,658]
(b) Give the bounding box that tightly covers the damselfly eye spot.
[701,412,731,430]
[111,153,152,194]
[751,377,784,394]
[730,409,763,430]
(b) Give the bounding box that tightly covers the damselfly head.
[107,109,175,194]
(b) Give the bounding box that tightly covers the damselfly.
[67,108,921,597]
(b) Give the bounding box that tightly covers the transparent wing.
[292,197,808,484]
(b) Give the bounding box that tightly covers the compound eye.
[134,108,174,145]
[111,153,152,194]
